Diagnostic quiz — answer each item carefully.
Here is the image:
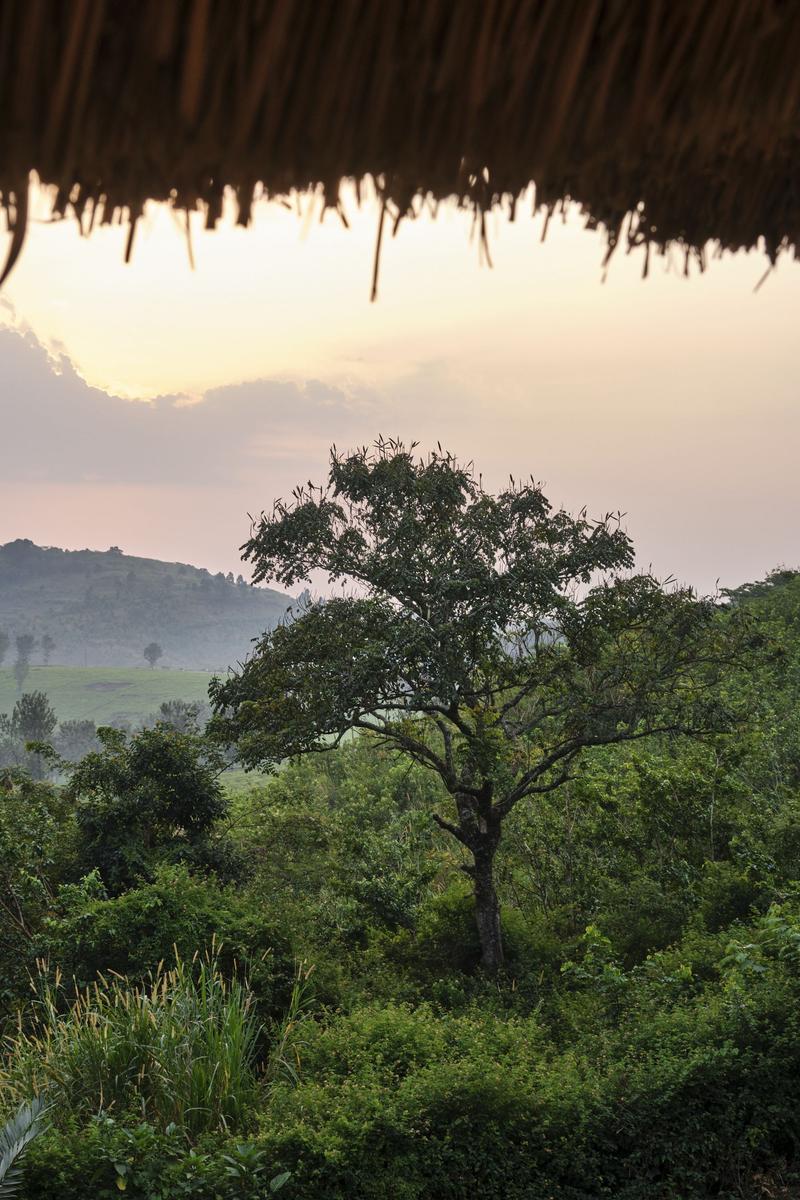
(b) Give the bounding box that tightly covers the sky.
[1,185,798,593]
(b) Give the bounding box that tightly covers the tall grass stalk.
[264,961,314,1091]
[1,957,260,1136]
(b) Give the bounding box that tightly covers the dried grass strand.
[0,0,798,284]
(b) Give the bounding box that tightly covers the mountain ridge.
[0,539,294,671]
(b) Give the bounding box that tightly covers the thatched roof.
[1,1,799,287]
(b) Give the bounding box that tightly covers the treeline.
[0,692,210,777]
[0,631,175,683]
[0,630,57,690]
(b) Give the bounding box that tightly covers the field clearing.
[0,665,215,724]
[222,766,271,795]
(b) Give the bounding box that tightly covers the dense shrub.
[364,883,563,1011]
[8,568,800,1197]
[0,769,77,1020]
[250,929,800,1200]
[21,1120,289,1200]
[40,865,295,1018]
[696,859,764,931]
[67,725,230,892]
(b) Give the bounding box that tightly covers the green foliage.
[561,923,627,994]
[5,560,800,1195]
[10,691,56,779]
[53,719,100,764]
[66,724,229,892]
[697,860,762,932]
[0,691,57,777]
[41,865,294,1018]
[252,931,800,1199]
[0,1098,49,1198]
[19,1121,289,1200]
[157,699,208,734]
[259,1003,558,1200]
[227,742,453,1001]
[8,691,56,746]
[0,770,76,1015]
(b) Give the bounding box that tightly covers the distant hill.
[0,540,294,671]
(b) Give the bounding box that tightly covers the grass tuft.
[1,956,260,1137]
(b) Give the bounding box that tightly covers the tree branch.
[431,811,467,843]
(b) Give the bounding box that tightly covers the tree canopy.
[143,642,164,669]
[66,724,227,893]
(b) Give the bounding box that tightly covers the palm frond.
[0,1097,49,1198]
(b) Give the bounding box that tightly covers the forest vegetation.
[2,445,800,1199]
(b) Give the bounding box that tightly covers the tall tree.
[54,719,99,763]
[10,691,57,779]
[211,443,752,971]
[143,642,163,669]
[157,699,206,734]
[41,634,56,665]
[13,634,36,692]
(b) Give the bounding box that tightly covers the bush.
[67,725,229,893]
[259,1004,567,1200]
[252,945,800,1200]
[23,973,800,1200]
[0,769,77,1022]
[20,1121,290,1200]
[697,860,763,932]
[365,883,563,1010]
[41,865,295,1018]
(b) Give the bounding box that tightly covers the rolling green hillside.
[0,665,214,725]
[0,539,294,671]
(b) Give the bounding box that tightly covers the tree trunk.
[472,846,504,972]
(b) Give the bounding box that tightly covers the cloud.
[0,326,381,487]
[2,319,798,596]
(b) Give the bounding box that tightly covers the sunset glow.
[2,186,798,591]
